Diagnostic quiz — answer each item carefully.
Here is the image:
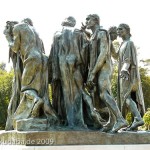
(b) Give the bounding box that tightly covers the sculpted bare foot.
[100,122,114,132]
[126,119,144,131]
[110,119,128,133]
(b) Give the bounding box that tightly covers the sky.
[0,0,150,70]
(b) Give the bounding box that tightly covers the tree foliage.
[113,40,120,50]
[143,108,150,130]
[139,67,150,109]
[111,65,118,99]
[0,60,150,130]
[0,64,14,129]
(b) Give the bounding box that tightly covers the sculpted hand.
[88,72,95,82]
[120,69,129,80]
[86,73,95,91]
[80,22,91,38]
[81,22,86,31]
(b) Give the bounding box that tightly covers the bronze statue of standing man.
[116,24,145,131]
[85,14,128,133]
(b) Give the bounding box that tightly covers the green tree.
[111,40,119,99]
[143,108,150,130]
[139,67,150,109]
[113,40,120,50]
[111,66,150,109]
[0,63,14,129]
[111,65,118,99]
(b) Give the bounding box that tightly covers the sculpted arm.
[6,26,20,53]
[91,31,109,75]
[87,31,109,85]
[120,41,134,79]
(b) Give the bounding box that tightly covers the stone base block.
[0,130,150,146]
[1,145,150,150]
[16,118,48,131]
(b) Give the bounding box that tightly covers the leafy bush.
[139,68,150,109]
[111,65,118,99]
[49,84,52,102]
[143,108,150,130]
[0,68,14,129]
[126,112,132,125]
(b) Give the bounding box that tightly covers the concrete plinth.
[0,130,150,146]
[1,145,150,150]
[16,118,48,131]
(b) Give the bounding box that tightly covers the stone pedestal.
[16,118,48,131]
[0,130,150,146]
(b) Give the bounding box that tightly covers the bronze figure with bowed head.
[4,18,58,130]
[49,16,103,130]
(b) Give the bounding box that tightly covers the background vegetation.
[0,63,13,129]
[0,61,150,130]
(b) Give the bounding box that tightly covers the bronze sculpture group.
[3,14,145,133]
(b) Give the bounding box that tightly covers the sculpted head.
[108,26,117,41]
[117,23,131,38]
[61,16,76,27]
[22,18,33,26]
[4,21,19,35]
[85,14,100,29]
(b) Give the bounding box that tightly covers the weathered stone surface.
[0,130,150,146]
[1,145,150,150]
[16,118,48,131]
